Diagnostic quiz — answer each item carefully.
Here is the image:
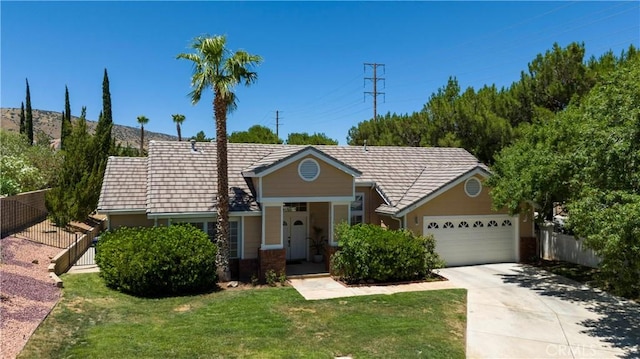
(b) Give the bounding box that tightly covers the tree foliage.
[229,125,282,144]
[0,130,60,196]
[61,86,72,149]
[19,102,25,135]
[46,107,102,226]
[190,130,214,142]
[25,79,34,145]
[177,34,262,281]
[137,115,149,155]
[172,113,186,141]
[347,43,637,164]
[286,132,338,145]
[488,53,640,297]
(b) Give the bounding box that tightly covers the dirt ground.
[0,237,62,359]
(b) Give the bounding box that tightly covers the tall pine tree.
[19,102,25,134]
[61,86,72,149]
[25,79,34,145]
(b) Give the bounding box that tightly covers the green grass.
[20,274,466,359]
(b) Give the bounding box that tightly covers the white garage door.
[423,215,517,267]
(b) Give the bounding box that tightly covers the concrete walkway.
[288,275,459,300]
[439,263,639,359]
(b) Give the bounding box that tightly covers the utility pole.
[275,110,282,139]
[364,63,385,121]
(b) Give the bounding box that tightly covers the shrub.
[95,225,218,297]
[331,223,444,283]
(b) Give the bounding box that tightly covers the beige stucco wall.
[309,202,329,252]
[243,216,261,259]
[109,213,154,229]
[261,156,353,198]
[264,206,282,246]
[404,175,534,238]
[333,204,349,225]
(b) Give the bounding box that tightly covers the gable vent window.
[298,158,320,181]
[464,177,482,198]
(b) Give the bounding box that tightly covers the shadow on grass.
[500,265,639,359]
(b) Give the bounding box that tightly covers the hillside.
[1,108,177,148]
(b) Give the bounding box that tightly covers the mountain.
[1,108,177,148]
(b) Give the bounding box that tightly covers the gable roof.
[98,141,488,217]
[242,146,362,178]
[98,157,147,212]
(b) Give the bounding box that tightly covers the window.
[464,177,482,197]
[229,221,239,259]
[458,221,469,228]
[427,222,439,229]
[298,158,320,181]
[473,220,484,228]
[501,220,512,227]
[487,220,498,227]
[350,192,364,224]
[284,202,307,212]
[443,221,455,229]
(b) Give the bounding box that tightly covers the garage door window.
[464,177,482,197]
[473,220,484,228]
[502,220,512,227]
[488,220,498,227]
[443,221,454,229]
[458,221,469,228]
[427,222,439,229]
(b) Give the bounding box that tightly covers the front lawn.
[20,274,466,358]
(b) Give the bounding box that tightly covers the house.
[98,140,535,279]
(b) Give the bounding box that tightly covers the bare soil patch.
[0,237,61,359]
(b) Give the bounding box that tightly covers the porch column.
[326,202,350,272]
[260,203,285,280]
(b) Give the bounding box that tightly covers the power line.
[364,63,385,121]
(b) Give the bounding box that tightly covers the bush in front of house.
[95,225,217,297]
[331,222,444,284]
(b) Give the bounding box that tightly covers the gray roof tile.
[99,141,486,216]
[98,157,147,211]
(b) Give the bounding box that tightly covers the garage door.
[423,215,517,267]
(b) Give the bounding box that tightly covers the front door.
[283,212,307,261]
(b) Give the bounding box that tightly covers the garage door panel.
[424,215,516,267]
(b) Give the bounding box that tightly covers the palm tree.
[137,115,149,155]
[177,35,261,281]
[172,114,186,141]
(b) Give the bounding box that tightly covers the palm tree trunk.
[177,124,182,142]
[214,89,231,281]
[140,125,145,155]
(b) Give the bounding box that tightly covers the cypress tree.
[93,69,113,157]
[19,102,25,134]
[25,79,34,145]
[61,86,72,149]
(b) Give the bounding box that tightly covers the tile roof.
[98,141,487,216]
[98,157,147,211]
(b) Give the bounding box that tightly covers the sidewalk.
[289,276,459,300]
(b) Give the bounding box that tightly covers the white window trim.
[350,192,365,225]
[464,177,482,198]
[298,158,320,182]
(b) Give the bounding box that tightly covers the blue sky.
[2,1,638,144]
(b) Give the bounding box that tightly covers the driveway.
[439,263,639,359]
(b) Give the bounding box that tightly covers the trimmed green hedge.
[95,225,217,297]
[331,223,444,283]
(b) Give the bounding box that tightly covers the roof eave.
[394,166,492,218]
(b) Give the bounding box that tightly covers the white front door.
[283,212,307,261]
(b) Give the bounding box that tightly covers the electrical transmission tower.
[364,63,385,121]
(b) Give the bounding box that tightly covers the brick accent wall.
[259,248,286,282]
[1,189,49,238]
[324,245,339,274]
[239,259,259,282]
[519,236,537,263]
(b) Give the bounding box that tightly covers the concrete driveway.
[438,263,639,359]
